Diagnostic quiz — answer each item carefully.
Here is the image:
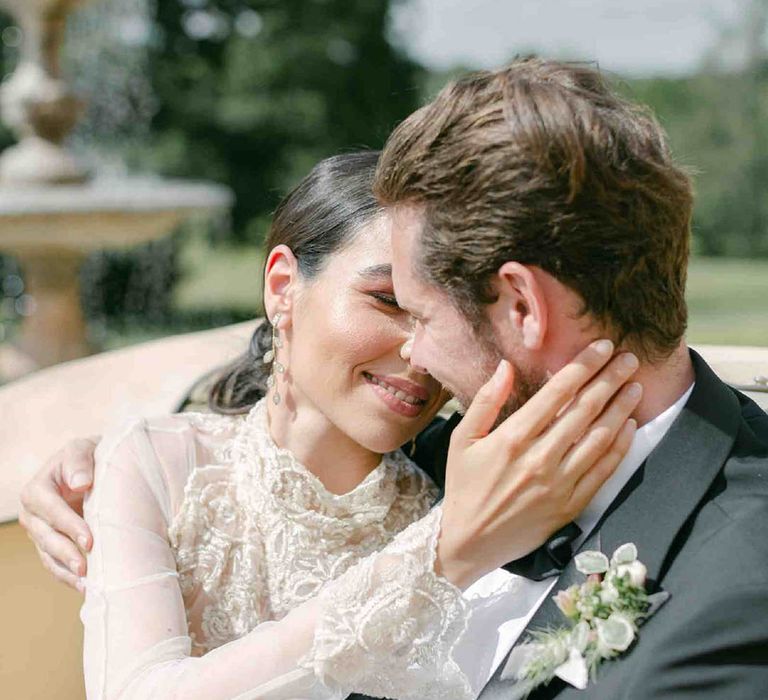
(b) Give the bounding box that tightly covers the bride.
[26,151,641,700]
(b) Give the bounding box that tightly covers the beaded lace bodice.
[170,400,442,653]
[82,400,474,700]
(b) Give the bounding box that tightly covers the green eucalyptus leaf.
[610,542,638,567]
[574,550,609,575]
[597,613,635,652]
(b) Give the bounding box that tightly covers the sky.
[390,0,752,77]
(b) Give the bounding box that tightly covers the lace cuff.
[298,506,472,700]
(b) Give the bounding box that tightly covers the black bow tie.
[502,522,583,581]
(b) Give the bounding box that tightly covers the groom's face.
[389,206,544,418]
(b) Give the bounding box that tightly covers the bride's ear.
[263,244,298,326]
[490,262,548,351]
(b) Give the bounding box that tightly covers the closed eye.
[369,292,400,308]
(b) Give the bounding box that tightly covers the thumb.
[455,360,514,443]
[63,438,98,491]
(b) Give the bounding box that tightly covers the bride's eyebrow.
[357,264,393,283]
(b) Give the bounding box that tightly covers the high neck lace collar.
[231,398,402,528]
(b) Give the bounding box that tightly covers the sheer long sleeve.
[81,417,472,700]
[300,506,472,700]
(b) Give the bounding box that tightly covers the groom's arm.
[14,320,257,590]
[17,363,232,591]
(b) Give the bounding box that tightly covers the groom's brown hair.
[374,58,693,362]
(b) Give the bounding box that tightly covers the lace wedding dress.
[81,399,474,700]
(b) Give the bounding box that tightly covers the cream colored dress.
[81,398,473,700]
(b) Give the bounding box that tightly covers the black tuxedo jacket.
[351,350,768,700]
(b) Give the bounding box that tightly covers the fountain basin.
[0,177,233,379]
[0,177,232,248]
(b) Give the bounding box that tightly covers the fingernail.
[593,339,613,355]
[627,418,637,430]
[621,353,639,369]
[78,535,90,550]
[627,382,643,398]
[76,578,86,594]
[69,472,91,489]
[70,560,82,576]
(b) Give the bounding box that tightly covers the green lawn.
[685,258,768,346]
[153,239,768,349]
[173,237,265,313]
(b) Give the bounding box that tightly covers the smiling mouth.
[363,372,427,406]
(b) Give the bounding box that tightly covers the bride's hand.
[18,437,99,592]
[436,340,641,589]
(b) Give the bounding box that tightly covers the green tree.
[627,0,768,257]
[146,0,423,243]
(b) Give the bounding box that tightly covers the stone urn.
[0,0,91,184]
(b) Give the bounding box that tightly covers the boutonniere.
[501,543,669,697]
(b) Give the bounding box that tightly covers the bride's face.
[267,215,449,454]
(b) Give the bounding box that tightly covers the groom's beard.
[495,365,547,426]
[451,328,547,429]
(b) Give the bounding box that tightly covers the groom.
[358,59,767,698]
[19,58,768,697]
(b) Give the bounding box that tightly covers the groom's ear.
[491,262,547,351]
[263,244,298,324]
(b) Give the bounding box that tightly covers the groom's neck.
[628,341,695,427]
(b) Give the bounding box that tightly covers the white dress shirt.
[452,382,695,697]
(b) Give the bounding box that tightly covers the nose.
[400,334,429,375]
[399,335,412,362]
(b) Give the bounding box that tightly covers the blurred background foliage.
[0,0,766,350]
[146,0,421,242]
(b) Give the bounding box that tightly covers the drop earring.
[264,312,285,405]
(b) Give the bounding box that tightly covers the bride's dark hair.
[209,150,383,414]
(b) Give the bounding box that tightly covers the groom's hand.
[436,340,641,589]
[18,437,99,593]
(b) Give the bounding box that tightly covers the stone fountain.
[0,0,233,380]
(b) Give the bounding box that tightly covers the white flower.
[576,598,595,620]
[596,613,635,653]
[610,542,638,567]
[554,586,579,618]
[599,580,620,605]
[615,560,648,588]
[554,647,589,690]
[570,621,591,653]
[574,550,609,575]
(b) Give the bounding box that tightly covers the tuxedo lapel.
[595,350,740,586]
[480,350,742,699]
